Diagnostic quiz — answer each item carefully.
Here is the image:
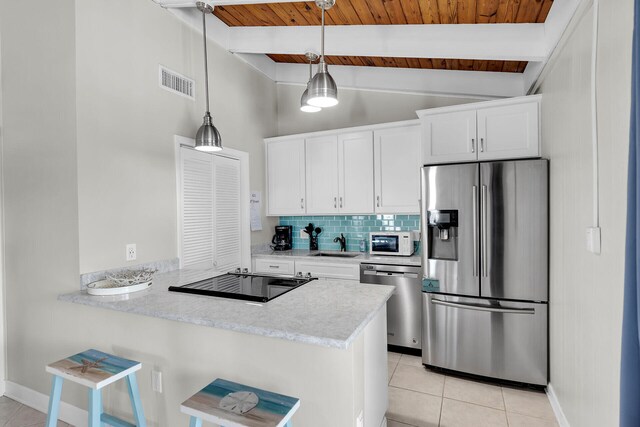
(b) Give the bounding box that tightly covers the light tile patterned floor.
[0,396,69,427]
[387,352,559,427]
[1,353,559,427]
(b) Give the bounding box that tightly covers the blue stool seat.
[45,349,146,427]
[180,378,300,427]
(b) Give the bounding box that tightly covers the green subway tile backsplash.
[279,215,421,253]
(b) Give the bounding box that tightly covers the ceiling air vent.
[159,65,195,100]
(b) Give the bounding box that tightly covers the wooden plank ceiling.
[214,0,554,73]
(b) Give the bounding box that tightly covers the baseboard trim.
[547,383,570,427]
[4,380,88,427]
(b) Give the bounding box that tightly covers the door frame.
[0,28,6,395]
[174,135,251,271]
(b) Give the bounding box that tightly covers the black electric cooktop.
[168,272,316,303]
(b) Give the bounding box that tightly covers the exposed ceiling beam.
[228,24,547,61]
[274,62,526,99]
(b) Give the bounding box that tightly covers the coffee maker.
[271,225,293,251]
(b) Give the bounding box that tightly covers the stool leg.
[126,373,146,427]
[45,375,63,427]
[189,416,203,427]
[88,388,102,427]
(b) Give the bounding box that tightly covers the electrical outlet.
[586,227,601,254]
[300,229,309,240]
[126,244,137,261]
[151,370,163,393]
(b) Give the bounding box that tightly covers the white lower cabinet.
[254,258,296,275]
[294,260,360,281]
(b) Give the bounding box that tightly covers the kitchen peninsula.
[59,268,393,427]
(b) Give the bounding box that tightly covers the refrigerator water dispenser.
[427,210,459,261]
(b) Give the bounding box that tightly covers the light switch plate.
[151,370,163,393]
[586,227,601,254]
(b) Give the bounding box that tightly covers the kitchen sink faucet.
[334,233,346,252]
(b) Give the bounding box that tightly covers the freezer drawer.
[422,293,547,385]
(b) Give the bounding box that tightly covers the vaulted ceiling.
[214,0,553,73]
[154,0,584,98]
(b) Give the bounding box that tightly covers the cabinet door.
[374,125,422,214]
[477,101,539,161]
[305,135,339,214]
[294,261,360,281]
[266,139,306,215]
[254,258,296,275]
[422,110,478,164]
[338,131,374,214]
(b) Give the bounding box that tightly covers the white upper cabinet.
[374,124,422,214]
[477,101,539,161]
[418,95,541,165]
[305,135,340,214]
[422,110,477,164]
[338,131,374,214]
[266,138,306,215]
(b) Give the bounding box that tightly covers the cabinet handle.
[376,196,380,207]
[269,265,280,269]
[480,138,485,152]
[471,138,475,153]
[301,198,304,209]
[334,197,337,208]
[339,197,343,208]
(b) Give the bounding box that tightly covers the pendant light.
[300,52,321,113]
[195,1,222,152]
[307,0,338,108]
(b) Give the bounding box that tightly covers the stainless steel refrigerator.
[420,159,548,386]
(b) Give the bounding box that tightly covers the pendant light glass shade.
[195,2,222,152]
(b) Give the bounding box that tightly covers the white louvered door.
[179,148,214,269]
[212,155,242,273]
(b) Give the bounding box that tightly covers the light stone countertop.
[252,247,422,267]
[59,268,394,350]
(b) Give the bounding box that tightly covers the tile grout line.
[437,377,445,426]
[502,386,510,427]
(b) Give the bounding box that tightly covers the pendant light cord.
[320,6,325,62]
[202,8,210,114]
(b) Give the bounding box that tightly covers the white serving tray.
[86,279,152,296]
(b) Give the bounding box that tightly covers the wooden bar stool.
[180,378,300,427]
[45,349,146,427]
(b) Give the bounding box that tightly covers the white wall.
[0,0,278,415]
[537,0,633,425]
[0,0,81,396]
[75,0,279,274]
[276,83,479,135]
[0,13,7,391]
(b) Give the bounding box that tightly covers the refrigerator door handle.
[481,184,488,277]
[472,185,478,277]
[431,298,535,315]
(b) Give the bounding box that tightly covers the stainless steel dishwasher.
[360,263,422,350]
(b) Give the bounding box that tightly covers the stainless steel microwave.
[369,232,415,256]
